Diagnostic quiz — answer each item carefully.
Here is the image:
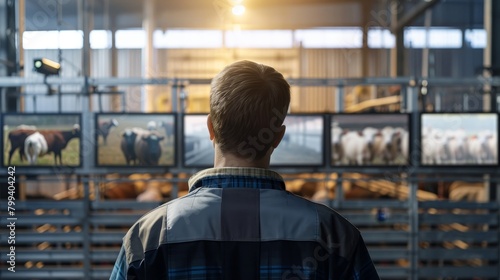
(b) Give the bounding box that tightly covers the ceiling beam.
[390,0,441,33]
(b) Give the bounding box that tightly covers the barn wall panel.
[298,48,362,112]
[22,48,373,113]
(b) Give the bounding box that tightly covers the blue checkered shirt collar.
[188,167,286,192]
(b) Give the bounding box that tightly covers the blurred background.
[1,0,500,279]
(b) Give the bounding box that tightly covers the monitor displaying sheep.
[331,114,409,166]
[183,114,324,167]
[421,113,498,165]
[2,114,81,167]
[96,114,175,167]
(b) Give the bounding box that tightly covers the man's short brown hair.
[210,60,291,160]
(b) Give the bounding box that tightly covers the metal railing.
[1,76,500,279]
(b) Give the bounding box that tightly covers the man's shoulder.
[129,193,196,232]
[121,194,199,264]
[263,191,361,241]
[284,191,355,224]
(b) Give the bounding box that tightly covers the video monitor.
[421,113,498,166]
[95,113,176,167]
[271,114,324,167]
[331,114,410,166]
[183,114,213,168]
[182,114,324,168]
[2,113,82,168]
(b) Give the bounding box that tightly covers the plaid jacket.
[110,167,380,280]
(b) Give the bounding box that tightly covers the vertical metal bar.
[495,171,500,280]
[334,172,343,210]
[422,9,432,79]
[463,93,469,111]
[498,197,500,280]
[409,83,419,280]
[121,90,126,112]
[142,0,155,112]
[57,1,63,113]
[406,86,414,113]
[98,92,103,112]
[400,85,407,112]
[171,81,179,114]
[409,180,419,280]
[332,82,343,214]
[335,85,344,113]
[323,113,335,208]
[489,0,500,114]
[361,1,370,77]
[33,95,37,113]
[16,0,25,112]
[173,81,182,199]
[435,91,441,112]
[82,176,91,280]
[0,88,3,113]
[79,0,92,278]
[484,0,493,112]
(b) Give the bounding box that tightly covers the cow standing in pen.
[98,118,119,145]
[23,124,81,165]
[7,128,37,165]
[134,128,165,166]
[24,132,48,165]
[120,128,138,165]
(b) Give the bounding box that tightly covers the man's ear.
[207,114,215,141]
[272,125,286,148]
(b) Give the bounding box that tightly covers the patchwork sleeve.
[109,245,128,280]
[351,235,380,280]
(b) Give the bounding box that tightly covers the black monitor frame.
[329,113,412,169]
[94,113,177,168]
[1,113,83,170]
[419,112,498,168]
[181,113,327,169]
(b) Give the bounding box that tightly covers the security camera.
[33,58,61,76]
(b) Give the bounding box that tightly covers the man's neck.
[213,145,270,169]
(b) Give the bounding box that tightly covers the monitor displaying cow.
[95,113,176,167]
[2,113,82,168]
[331,114,410,166]
[421,113,498,166]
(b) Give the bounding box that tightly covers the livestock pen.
[1,76,500,280]
[1,172,499,279]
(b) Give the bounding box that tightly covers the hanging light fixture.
[232,4,246,16]
[231,0,245,16]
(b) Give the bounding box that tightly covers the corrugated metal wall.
[157,48,300,113]
[298,49,363,112]
[23,47,391,113]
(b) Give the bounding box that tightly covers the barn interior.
[1,0,500,279]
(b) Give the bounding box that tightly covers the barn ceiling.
[23,0,483,31]
[24,0,375,31]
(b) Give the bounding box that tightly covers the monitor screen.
[331,114,410,166]
[95,113,176,167]
[271,115,324,166]
[183,115,213,168]
[421,113,498,166]
[2,113,82,167]
[183,114,324,168]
